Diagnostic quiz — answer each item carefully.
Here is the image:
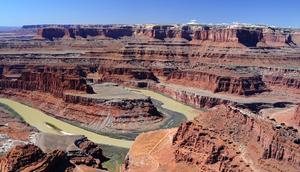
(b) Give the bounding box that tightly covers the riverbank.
[0,98,133,148]
[128,88,202,120]
[0,88,204,171]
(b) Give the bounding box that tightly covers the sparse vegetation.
[101,144,129,172]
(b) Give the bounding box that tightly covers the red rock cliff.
[0,66,88,97]
[35,24,296,47]
[37,26,134,40]
[0,138,109,172]
[165,70,268,95]
[173,105,300,171]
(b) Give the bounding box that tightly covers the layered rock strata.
[0,137,108,172]
[165,70,267,95]
[125,105,300,172]
[264,74,300,90]
[294,104,300,127]
[34,24,297,48]
[0,65,163,133]
[174,106,300,171]
[0,66,88,97]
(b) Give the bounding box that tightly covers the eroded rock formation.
[173,121,245,171]
[264,74,300,90]
[1,23,300,171]
[173,106,300,171]
[125,105,300,172]
[0,144,72,172]
[36,26,134,41]
[165,70,267,95]
[0,66,88,97]
[0,65,163,134]
[294,104,300,127]
[34,24,297,48]
[0,137,108,172]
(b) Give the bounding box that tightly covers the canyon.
[124,105,300,172]
[0,23,300,171]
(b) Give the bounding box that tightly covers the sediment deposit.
[0,23,300,171]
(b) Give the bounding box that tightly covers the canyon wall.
[124,105,300,172]
[149,83,232,108]
[33,24,298,47]
[173,121,245,171]
[165,70,267,95]
[0,65,163,133]
[0,66,88,97]
[264,75,300,90]
[36,26,134,41]
[172,105,300,171]
[294,104,300,127]
[97,66,158,85]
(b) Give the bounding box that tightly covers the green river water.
[0,89,201,149]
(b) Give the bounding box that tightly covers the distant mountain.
[0,26,21,32]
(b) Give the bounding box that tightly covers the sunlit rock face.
[35,24,297,48]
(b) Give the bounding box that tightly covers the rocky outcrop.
[165,70,268,95]
[37,26,134,40]
[0,66,88,97]
[125,105,300,171]
[173,121,244,171]
[74,137,108,163]
[97,66,158,84]
[0,138,109,172]
[291,31,300,45]
[0,144,72,172]
[33,24,297,47]
[294,104,300,126]
[264,74,300,90]
[149,83,231,108]
[0,108,36,154]
[0,88,162,135]
[0,65,164,135]
[173,105,300,171]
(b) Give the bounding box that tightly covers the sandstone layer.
[125,105,300,172]
[1,23,300,171]
[0,65,163,134]
[34,25,297,48]
[0,136,108,172]
[294,104,300,126]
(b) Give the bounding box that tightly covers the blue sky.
[0,0,299,27]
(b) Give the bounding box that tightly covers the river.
[0,88,201,149]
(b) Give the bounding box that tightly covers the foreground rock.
[124,105,300,172]
[1,23,300,171]
[0,136,108,172]
[0,144,72,172]
[0,106,37,155]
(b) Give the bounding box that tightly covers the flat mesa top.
[65,83,148,100]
